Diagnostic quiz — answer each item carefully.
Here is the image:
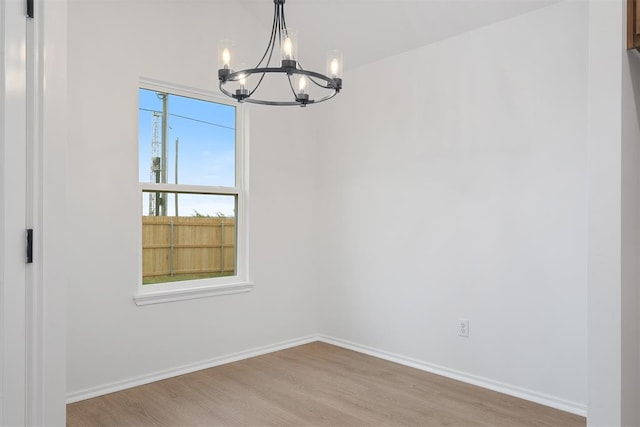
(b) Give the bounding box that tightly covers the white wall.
[66,0,321,396]
[318,1,588,411]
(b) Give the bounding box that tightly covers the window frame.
[134,78,252,306]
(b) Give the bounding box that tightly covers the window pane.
[138,88,236,188]
[141,192,237,285]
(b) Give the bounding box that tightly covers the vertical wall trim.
[30,0,68,424]
[586,0,624,425]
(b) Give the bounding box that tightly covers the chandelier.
[217,0,343,107]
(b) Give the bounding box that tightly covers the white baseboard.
[67,334,587,418]
[318,335,587,417]
[66,335,318,404]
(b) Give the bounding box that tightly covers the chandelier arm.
[298,65,329,89]
[267,6,279,68]
[298,69,341,90]
[277,4,285,50]
[249,72,268,97]
[309,77,328,89]
[255,2,279,68]
[252,27,278,94]
[270,2,283,66]
[250,1,282,96]
[250,4,282,96]
[286,74,298,98]
[280,2,289,37]
[295,64,322,88]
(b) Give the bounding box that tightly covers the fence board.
[142,216,236,278]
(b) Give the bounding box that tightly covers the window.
[134,81,251,305]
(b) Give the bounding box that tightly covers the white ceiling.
[236,0,560,71]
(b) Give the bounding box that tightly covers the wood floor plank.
[67,342,586,427]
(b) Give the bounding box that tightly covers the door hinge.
[27,0,34,19]
[26,229,33,264]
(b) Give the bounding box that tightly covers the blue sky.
[138,89,237,217]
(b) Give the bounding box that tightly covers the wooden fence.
[142,216,236,278]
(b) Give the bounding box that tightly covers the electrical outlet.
[458,318,469,337]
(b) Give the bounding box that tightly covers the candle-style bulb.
[297,76,307,94]
[222,48,231,69]
[326,50,343,81]
[239,74,246,90]
[283,37,293,59]
[330,58,339,77]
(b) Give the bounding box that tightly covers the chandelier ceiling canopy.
[217,0,343,107]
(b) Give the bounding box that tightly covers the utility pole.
[150,111,162,216]
[160,93,169,216]
[174,137,179,216]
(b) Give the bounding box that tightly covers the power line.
[139,108,234,131]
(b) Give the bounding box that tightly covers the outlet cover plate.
[458,318,469,337]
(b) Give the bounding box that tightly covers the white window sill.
[134,281,254,306]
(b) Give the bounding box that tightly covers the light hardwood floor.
[67,342,586,426]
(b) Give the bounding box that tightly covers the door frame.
[26,0,68,424]
[0,0,68,424]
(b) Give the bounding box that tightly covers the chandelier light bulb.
[283,37,293,60]
[222,48,231,69]
[326,50,343,81]
[330,58,339,77]
[297,75,307,94]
